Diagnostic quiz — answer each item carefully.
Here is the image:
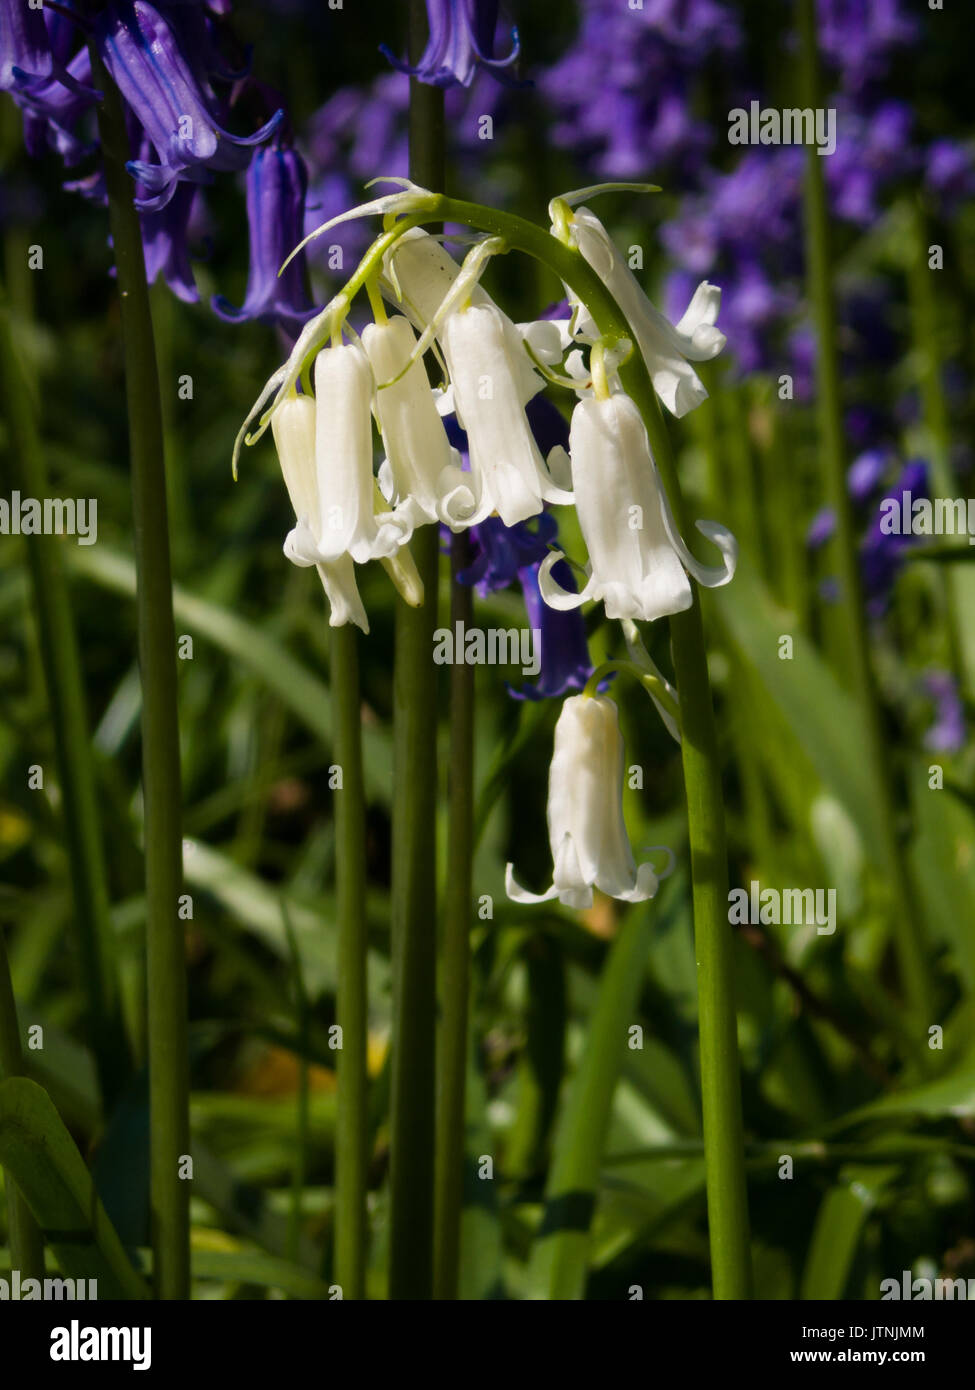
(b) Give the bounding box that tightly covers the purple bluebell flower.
[212,140,315,334]
[96,0,283,210]
[816,0,918,93]
[807,507,836,550]
[925,138,975,215]
[1,0,53,89]
[141,179,199,302]
[17,45,97,165]
[847,448,891,503]
[456,512,559,595]
[860,458,928,612]
[921,671,966,754]
[381,0,519,89]
[541,0,736,183]
[510,560,594,701]
[826,99,916,227]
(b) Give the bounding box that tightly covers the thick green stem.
[797,0,932,1026]
[91,49,189,1298]
[429,192,753,1298]
[388,3,445,1300]
[434,532,475,1300]
[0,297,127,1108]
[331,625,369,1299]
[0,929,45,1280]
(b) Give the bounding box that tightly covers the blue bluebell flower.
[860,458,928,613]
[141,178,199,303]
[381,0,519,89]
[96,0,283,210]
[1,0,53,90]
[212,139,315,334]
[510,559,593,701]
[921,670,965,754]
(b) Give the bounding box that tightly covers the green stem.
[388,2,444,1301]
[0,296,127,1108]
[429,193,753,1299]
[797,0,932,1026]
[434,531,475,1300]
[330,625,369,1299]
[527,910,657,1299]
[0,929,45,1280]
[90,47,189,1299]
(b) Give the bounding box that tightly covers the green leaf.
[840,1057,975,1123]
[190,1248,335,1298]
[0,1077,149,1299]
[68,546,391,799]
[800,1169,890,1300]
[716,562,887,867]
[526,903,657,1300]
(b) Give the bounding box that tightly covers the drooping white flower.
[555,202,725,418]
[441,302,573,528]
[538,391,736,622]
[282,342,410,567]
[381,228,563,407]
[505,693,673,909]
[270,394,369,632]
[361,314,477,530]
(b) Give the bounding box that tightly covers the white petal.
[537,550,591,610]
[315,556,369,633]
[442,304,550,527]
[505,862,559,905]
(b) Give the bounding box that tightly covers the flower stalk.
[417,190,754,1297]
[387,0,444,1302]
[90,42,190,1300]
[433,528,475,1300]
[331,624,369,1300]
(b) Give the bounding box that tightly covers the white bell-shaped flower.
[270,394,369,632]
[442,302,573,528]
[381,228,562,407]
[558,203,725,418]
[283,343,409,567]
[361,314,477,530]
[506,693,673,909]
[538,391,736,622]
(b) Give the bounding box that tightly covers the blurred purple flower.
[925,138,975,215]
[381,0,519,88]
[816,0,918,92]
[847,448,891,502]
[212,140,316,334]
[860,458,928,612]
[540,0,738,183]
[826,99,916,226]
[921,670,965,754]
[807,507,836,550]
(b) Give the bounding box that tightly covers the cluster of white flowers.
[239,184,740,910]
